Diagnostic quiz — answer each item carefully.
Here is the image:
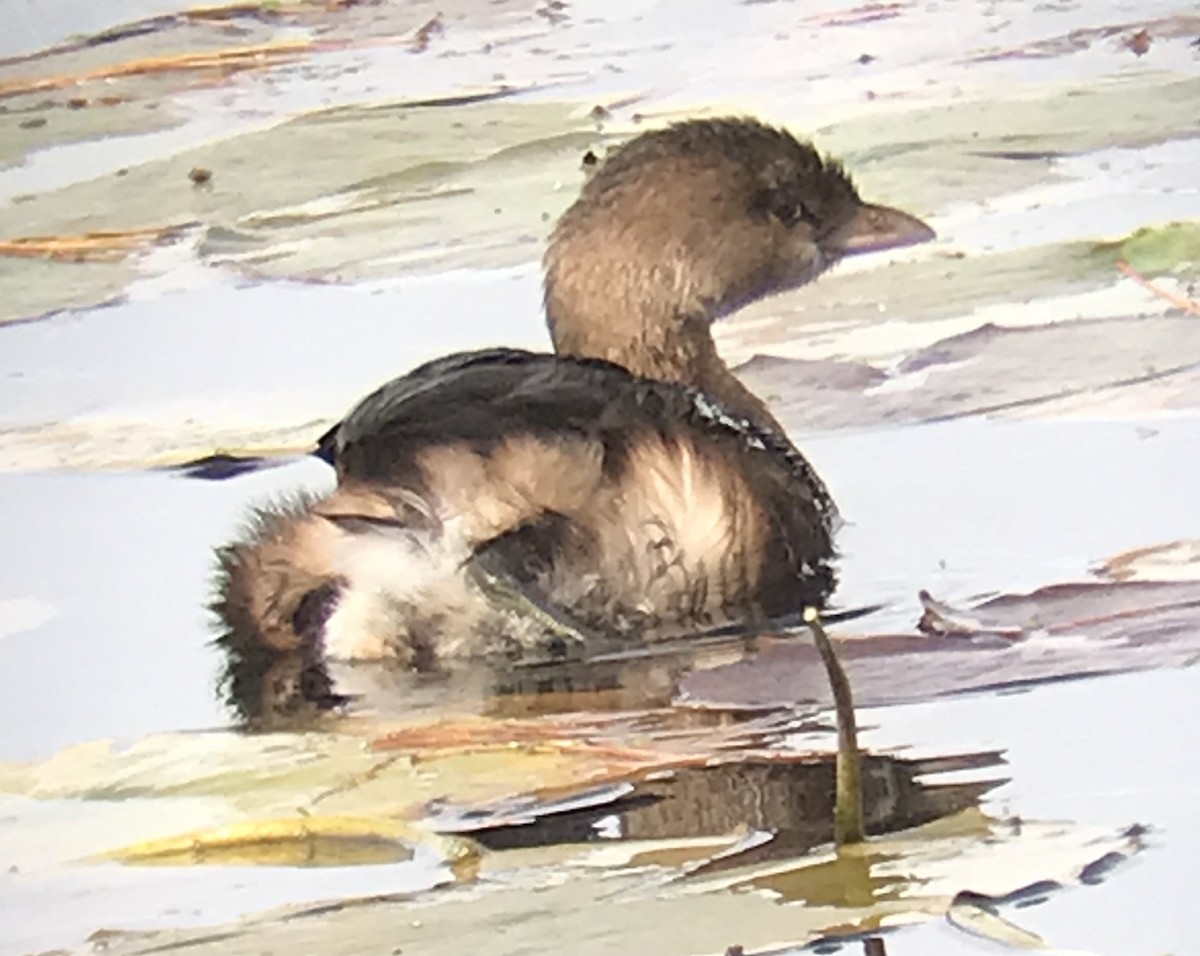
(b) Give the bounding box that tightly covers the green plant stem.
[805,606,864,846]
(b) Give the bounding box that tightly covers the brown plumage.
[212,116,933,715]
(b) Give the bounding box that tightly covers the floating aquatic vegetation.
[0,2,461,101]
[42,808,1145,956]
[0,96,590,326]
[1097,221,1200,276]
[0,0,364,68]
[5,674,1126,956]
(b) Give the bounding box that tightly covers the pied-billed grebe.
[213,117,933,680]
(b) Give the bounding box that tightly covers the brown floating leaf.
[682,578,1200,711]
[371,715,622,753]
[0,225,191,262]
[917,590,1024,640]
[368,710,781,770]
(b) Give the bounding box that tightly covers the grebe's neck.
[548,300,787,438]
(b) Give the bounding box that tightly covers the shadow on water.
[424,749,1005,862]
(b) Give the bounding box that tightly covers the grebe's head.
[545,116,933,364]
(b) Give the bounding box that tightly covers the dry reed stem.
[0,226,187,262]
[1117,259,1200,316]
[0,40,314,99]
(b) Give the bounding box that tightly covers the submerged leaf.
[100,815,432,867]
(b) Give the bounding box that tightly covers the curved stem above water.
[805,606,865,846]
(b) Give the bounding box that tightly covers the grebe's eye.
[751,188,809,229]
